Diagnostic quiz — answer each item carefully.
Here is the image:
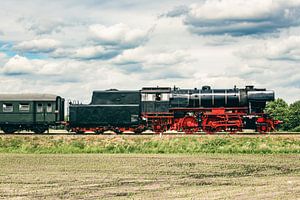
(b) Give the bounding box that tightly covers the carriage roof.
[0,94,58,101]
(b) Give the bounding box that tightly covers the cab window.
[19,103,30,112]
[3,103,13,112]
[155,93,161,101]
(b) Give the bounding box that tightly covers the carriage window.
[37,103,43,112]
[19,103,30,112]
[47,103,52,112]
[3,103,13,112]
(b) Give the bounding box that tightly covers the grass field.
[0,135,299,154]
[0,153,299,199]
[0,135,299,199]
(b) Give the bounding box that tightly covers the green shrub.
[291,125,300,132]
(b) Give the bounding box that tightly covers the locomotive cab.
[141,87,171,113]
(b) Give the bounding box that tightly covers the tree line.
[265,99,300,132]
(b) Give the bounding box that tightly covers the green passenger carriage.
[0,94,64,133]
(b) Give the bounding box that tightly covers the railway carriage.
[0,94,64,133]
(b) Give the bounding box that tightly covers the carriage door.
[45,102,53,122]
[36,102,46,123]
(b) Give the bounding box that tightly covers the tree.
[265,98,290,130]
[288,100,300,130]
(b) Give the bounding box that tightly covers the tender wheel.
[95,130,104,134]
[75,130,85,134]
[134,126,146,134]
[114,128,122,135]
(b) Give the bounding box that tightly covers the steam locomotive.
[68,85,280,134]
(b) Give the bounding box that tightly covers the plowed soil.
[0,154,299,199]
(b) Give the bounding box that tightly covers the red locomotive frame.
[141,107,281,134]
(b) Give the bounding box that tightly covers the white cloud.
[187,1,299,21]
[73,46,105,59]
[14,38,60,53]
[147,51,189,66]
[165,0,300,36]
[2,55,35,75]
[51,45,120,60]
[37,23,151,60]
[113,47,191,67]
[111,47,197,81]
[112,47,143,64]
[89,23,149,48]
[18,17,70,35]
[2,55,68,76]
[236,35,300,61]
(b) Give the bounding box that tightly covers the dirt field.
[0,154,299,199]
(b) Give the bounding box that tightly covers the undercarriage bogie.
[1,127,18,134]
[0,124,49,134]
[201,114,243,134]
[32,126,48,134]
[256,116,282,133]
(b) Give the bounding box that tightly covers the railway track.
[0,131,299,136]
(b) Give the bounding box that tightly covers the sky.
[0,0,300,103]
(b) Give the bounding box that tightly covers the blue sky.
[0,0,300,103]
